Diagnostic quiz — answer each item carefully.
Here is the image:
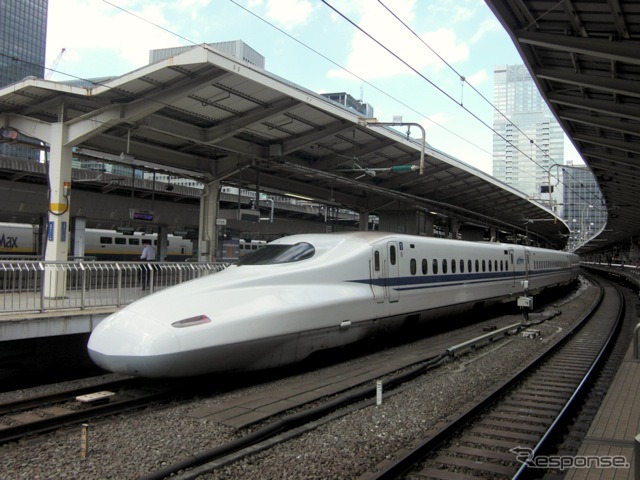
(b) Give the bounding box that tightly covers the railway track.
[0,278,605,480]
[132,281,602,480]
[0,378,173,445]
[362,274,623,479]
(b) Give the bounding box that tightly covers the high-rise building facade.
[0,0,48,86]
[562,163,606,250]
[0,0,48,160]
[492,65,564,207]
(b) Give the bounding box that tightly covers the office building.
[0,0,47,86]
[492,64,564,206]
[0,0,48,160]
[562,163,606,249]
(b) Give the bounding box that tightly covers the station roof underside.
[0,46,569,248]
[487,0,640,255]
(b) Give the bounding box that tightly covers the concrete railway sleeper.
[134,283,597,480]
[361,273,623,479]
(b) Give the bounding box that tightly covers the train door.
[524,247,531,287]
[371,247,385,303]
[370,242,399,303]
[386,241,400,302]
[508,248,516,287]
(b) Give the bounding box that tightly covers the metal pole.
[635,432,640,480]
[359,119,426,175]
[81,423,89,459]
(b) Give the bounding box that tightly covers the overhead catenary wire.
[375,0,592,207]
[5,0,599,228]
[322,0,598,213]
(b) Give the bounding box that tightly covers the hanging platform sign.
[130,209,154,221]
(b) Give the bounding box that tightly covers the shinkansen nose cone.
[87,310,181,377]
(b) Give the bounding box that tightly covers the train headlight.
[171,315,212,328]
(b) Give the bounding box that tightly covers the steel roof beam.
[547,92,640,121]
[535,67,640,98]
[516,30,640,66]
[558,111,640,137]
[574,133,640,156]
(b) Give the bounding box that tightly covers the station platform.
[0,305,116,341]
[562,264,640,479]
[565,339,640,479]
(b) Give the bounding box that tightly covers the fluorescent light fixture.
[285,193,314,201]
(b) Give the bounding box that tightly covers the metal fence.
[0,260,230,314]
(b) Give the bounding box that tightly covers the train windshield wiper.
[236,242,315,265]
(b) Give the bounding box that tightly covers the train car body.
[84,229,192,261]
[0,223,39,256]
[0,223,192,261]
[88,232,580,378]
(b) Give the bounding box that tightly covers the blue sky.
[46,0,582,175]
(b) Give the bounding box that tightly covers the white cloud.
[326,2,468,81]
[47,0,183,79]
[421,112,450,132]
[465,69,487,87]
[468,17,503,44]
[263,0,316,30]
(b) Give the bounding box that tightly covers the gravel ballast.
[0,279,598,480]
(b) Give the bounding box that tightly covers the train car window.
[451,259,456,273]
[236,242,315,265]
[410,259,417,275]
[494,260,498,271]
[100,237,112,244]
[460,259,465,273]
[500,260,504,271]
[468,259,472,272]
[482,260,486,272]
[422,259,428,275]
[374,251,380,271]
[115,238,126,245]
[432,259,438,274]
[475,259,479,272]
[442,259,447,274]
[129,238,140,245]
[390,246,397,265]
[488,259,492,272]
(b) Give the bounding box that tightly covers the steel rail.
[364,273,622,479]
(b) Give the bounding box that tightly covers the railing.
[0,260,230,314]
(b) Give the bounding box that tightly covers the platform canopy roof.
[0,45,570,248]
[486,0,640,254]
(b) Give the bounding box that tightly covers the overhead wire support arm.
[358,118,426,175]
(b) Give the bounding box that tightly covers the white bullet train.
[87,232,580,377]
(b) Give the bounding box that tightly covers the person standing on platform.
[140,239,156,290]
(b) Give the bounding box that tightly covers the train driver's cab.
[236,242,315,265]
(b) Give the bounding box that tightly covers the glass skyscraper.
[0,0,48,159]
[492,65,564,207]
[0,0,48,86]
[562,164,606,250]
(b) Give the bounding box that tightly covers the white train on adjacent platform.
[87,232,580,377]
[0,222,193,261]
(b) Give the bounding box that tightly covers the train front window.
[236,242,315,265]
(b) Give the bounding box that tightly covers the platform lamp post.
[580,205,594,243]
[358,117,425,175]
[543,164,564,218]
